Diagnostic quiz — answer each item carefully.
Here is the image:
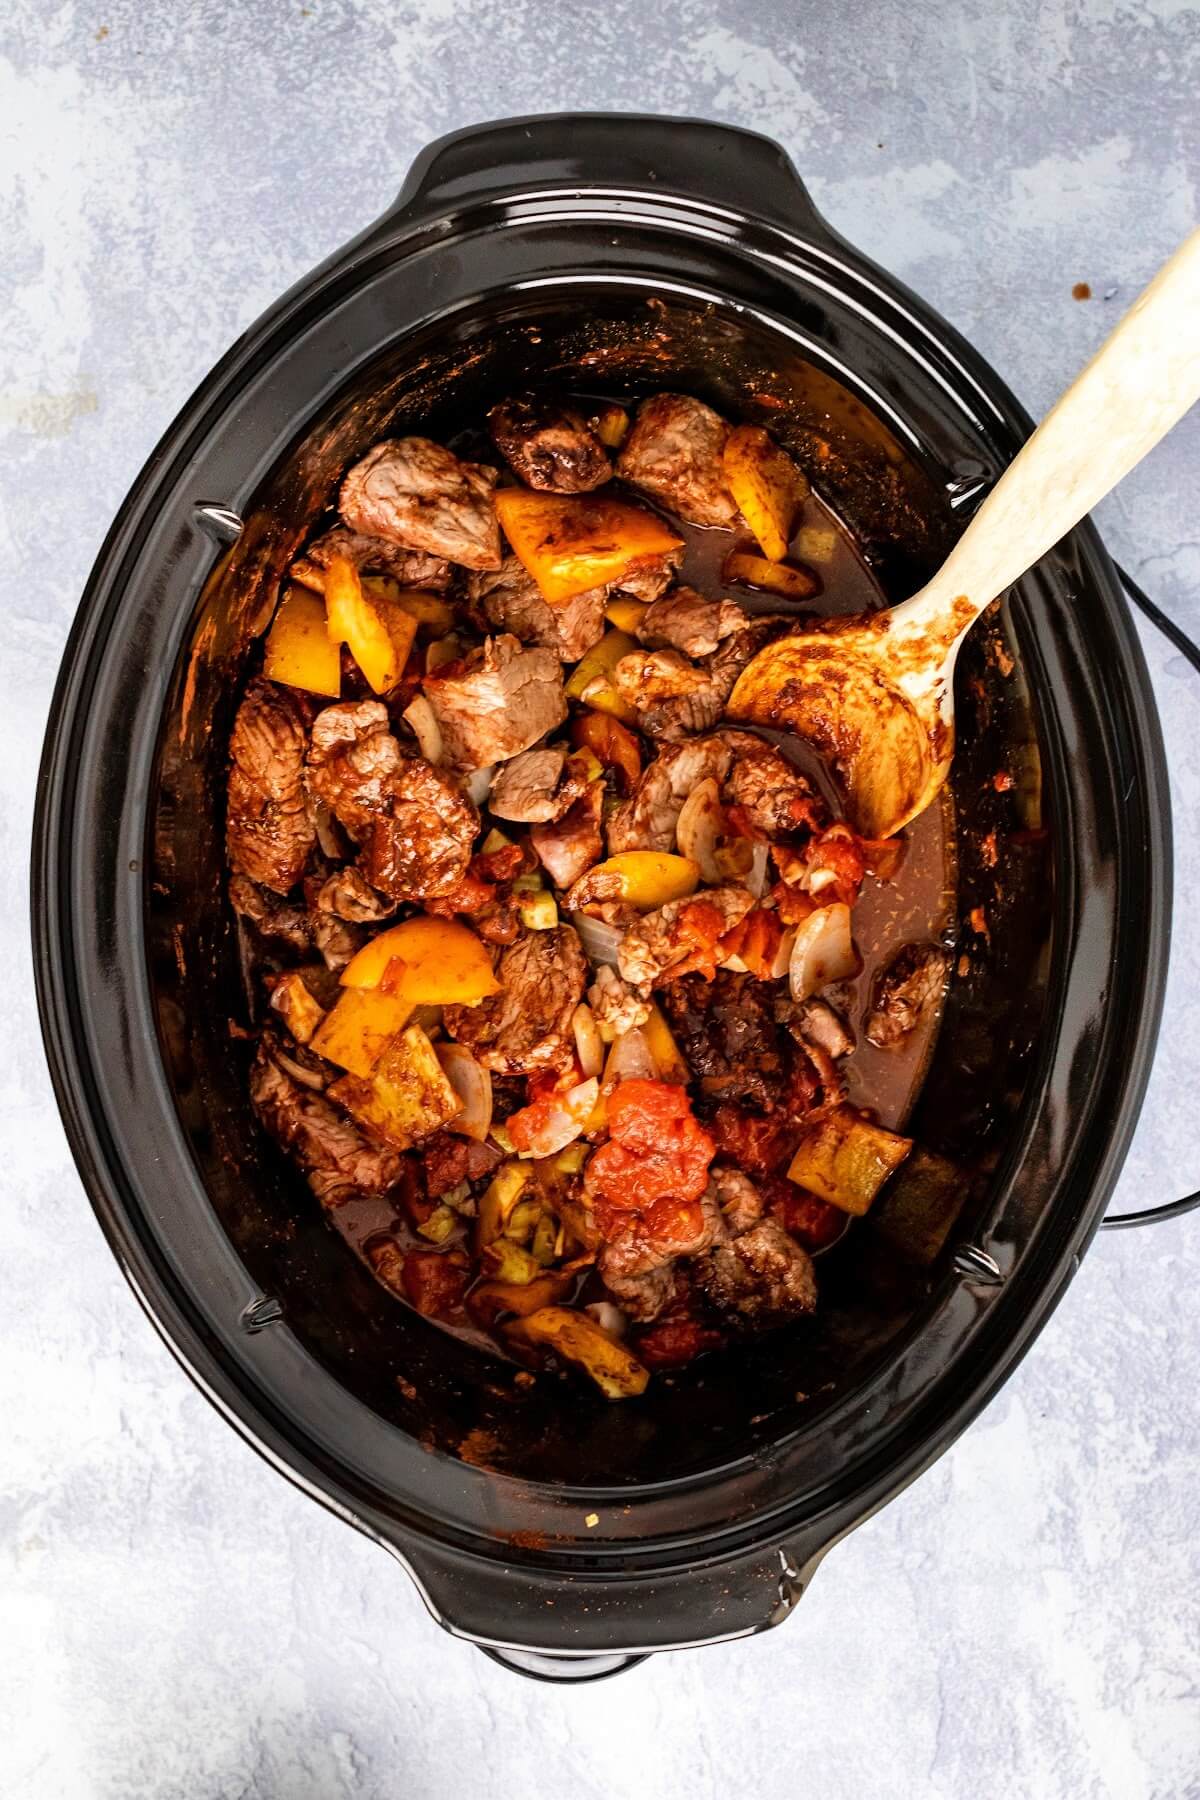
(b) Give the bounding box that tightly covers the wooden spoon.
[728,228,1200,838]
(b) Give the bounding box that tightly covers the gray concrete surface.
[3,2,1198,1795]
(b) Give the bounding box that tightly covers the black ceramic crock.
[34,115,1172,1681]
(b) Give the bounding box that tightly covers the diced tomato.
[770,880,818,926]
[402,1249,469,1317]
[571,712,642,794]
[658,898,731,982]
[643,1194,705,1253]
[587,1079,715,1213]
[765,1178,846,1251]
[635,1317,725,1369]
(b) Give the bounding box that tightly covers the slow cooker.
[34,114,1185,1680]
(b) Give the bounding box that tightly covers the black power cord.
[1100,565,1200,1231]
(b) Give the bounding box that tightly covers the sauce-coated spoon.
[729,228,1200,837]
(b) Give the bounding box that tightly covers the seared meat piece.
[229,874,311,952]
[444,925,587,1074]
[251,1047,401,1208]
[489,748,583,824]
[309,910,365,972]
[710,1165,764,1236]
[588,965,652,1037]
[607,550,682,606]
[865,943,950,1048]
[660,971,792,1109]
[638,588,750,659]
[488,391,611,493]
[421,1131,501,1199]
[468,557,607,664]
[607,736,732,854]
[617,393,737,527]
[617,885,755,988]
[614,622,772,740]
[306,701,403,829]
[306,701,478,903]
[530,785,604,888]
[226,679,315,894]
[599,1253,676,1323]
[314,866,397,924]
[720,729,828,839]
[339,437,502,571]
[422,635,567,770]
[791,997,854,1060]
[291,525,451,594]
[694,1218,817,1325]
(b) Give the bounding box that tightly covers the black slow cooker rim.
[32,117,1170,1652]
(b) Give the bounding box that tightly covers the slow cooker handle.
[381,113,830,239]
[1101,567,1200,1231]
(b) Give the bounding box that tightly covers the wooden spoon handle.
[894,227,1200,644]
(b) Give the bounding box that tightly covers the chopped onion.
[425,634,461,672]
[574,913,623,967]
[746,842,770,899]
[272,1048,326,1091]
[788,903,859,1002]
[436,1042,493,1142]
[465,764,494,807]
[675,778,724,882]
[572,1003,604,1078]
[603,1024,656,1088]
[585,1301,628,1338]
[403,695,443,766]
[770,924,797,981]
[514,1078,599,1159]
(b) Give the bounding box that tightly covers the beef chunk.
[607,736,732,854]
[615,885,755,988]
[638,588,751,658]
[444,925,586,1074]
[865,943,950,1048]
[488,748,583,824]
[306,701,478,903]
[468,557,607,664]
[226,679,315,894]
[313,866,397,924]
[339,437,502,571]
[710,1165,764,1235]
[529,784,604,889]
[229,874,311,952]
[423,635,567,770]
[291,525,451,594]
[719,729,828,839]
[614,620,773,740]
[421,1131,501,1199]
[587,965,652,1037]
[488,391,612,493]
[693,1218,817,1324]
[661,971,793,1109]
[251,1047,402,1208]
[617,393,737,527]
[607,550,682,606]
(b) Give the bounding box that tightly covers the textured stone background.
[3,2,1199,1795]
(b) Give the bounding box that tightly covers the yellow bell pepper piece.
[263,586,341,698]
[324,554,417,694]
[339,916,501,1005]
[723,424,809,563]
[495,489,682,604]
[310,986,415,1077]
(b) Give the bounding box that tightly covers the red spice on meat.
[402,1249,469,1317]
[635,1317,726,1368]
[658,898,735,982]
[422,1131,500,1198]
